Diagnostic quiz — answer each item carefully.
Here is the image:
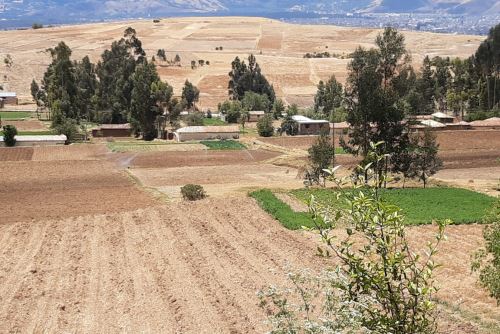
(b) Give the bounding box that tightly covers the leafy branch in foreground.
[260,142,448,334]
[472,200,500,305]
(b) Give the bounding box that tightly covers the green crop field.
[201,140,246,150]
[0,130,54,136]
[107,141,172,153]
[203,118,227,126]
[292,187,496,226]
[0,111,32,120]
[250,190,314,230]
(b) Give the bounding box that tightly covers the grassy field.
[292,187,496,226]
[0,130,54,136]
[249,190,314,230]
[107,141,173,152]
[201,140,246,150]
[0,111,32,120]
[203,118,227,126]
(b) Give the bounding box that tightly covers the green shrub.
[185,113,204,126]
[472,200,500,304]
[53,118,79,144]
[201,140,245,150]
[2,125,17,147]
[257,115,274,137]
[181,184,207,201]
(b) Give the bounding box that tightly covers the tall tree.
[74,56,97,121]
[342,28,410,179]
[95,27,145,123]
[42,41,78,121]
[130,62,171,140]
[228,54,275,103]
[314,75,343,116]
[417,56,436,114]
[182,80,200,110]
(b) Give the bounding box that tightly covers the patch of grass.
[203,118,227,126]
[0,130,54,136]
[292,187,496,226]
[335,147,345,154]
[249,189,314,230]
[107,141,171,152]
[201,140,246,150]
[0,111,32,120]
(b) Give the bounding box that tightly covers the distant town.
[285,13,500,35]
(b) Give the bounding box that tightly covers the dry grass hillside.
[0,16,483,109]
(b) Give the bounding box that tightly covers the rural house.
[175,125,240,142]
[0,92,18,107]
[0,135,67,147]
[432,112,455,124]
[247,111,265,122]
[92,124,132,138]
[292,115,329,135]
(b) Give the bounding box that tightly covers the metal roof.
[0,92,17,98]
[0,135,67,142]
[248,110,265,115]
[98,123,131,130]
[292,115,329,124]
[420,120,446,128]
[176,126,240,134]
[432,112,454,119]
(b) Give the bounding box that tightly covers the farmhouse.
[247,111,265,122]
[0,92,18,107]
[292,115,329,135]
[432,112,455,124]
[0,135,67,147]
[92,123,132,137]
[330,121,350,135]
[175,125,240,142]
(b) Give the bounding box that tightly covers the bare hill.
[0,17,483,109]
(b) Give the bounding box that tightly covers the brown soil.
[0,199,497,333]
[129,163,304,199]
[130,149,281,168]
[2,120,48,131]
[0,147,34,161]
[0,160,157,224]
[434,167,500,196]
[0,144,108,162]
[0,17,482,109]
[0,198,323,333]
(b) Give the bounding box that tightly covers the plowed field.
[0,160,156,224]
[0,198,497,333]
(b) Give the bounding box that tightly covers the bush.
[472,199,500,304]
[181,184,207,201]
[185,112,204,126]
[2,125,17,147]
[53,118,79,144]
[257,115,274,137]
[262,150,446,333]
[307,132,334,184]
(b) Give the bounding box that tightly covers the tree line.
[30,27,200,141]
